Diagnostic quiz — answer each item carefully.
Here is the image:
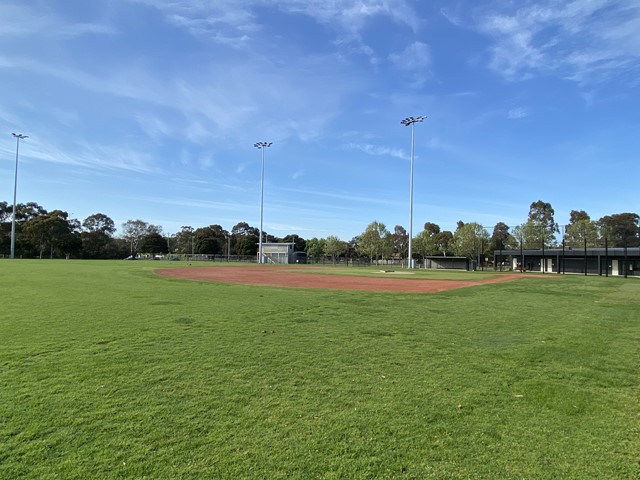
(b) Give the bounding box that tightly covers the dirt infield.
[155,265,527,293]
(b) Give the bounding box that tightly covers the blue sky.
[1,0,639,240]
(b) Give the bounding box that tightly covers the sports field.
[1,260,638,479]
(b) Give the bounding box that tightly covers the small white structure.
[260,242,296,264]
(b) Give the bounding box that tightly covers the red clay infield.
[155,265,526,293]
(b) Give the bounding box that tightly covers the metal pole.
[408,122,415,269]
[605,237,609,277]
[260,146,264,264]
[520,233,524,272]
[254,142,272,264]
[541,234,545,274]
[584,237,588,276]
[561,236,565,275]
[10,133,28,259]
[401,116,426,269]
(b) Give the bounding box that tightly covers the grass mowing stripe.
[0,260,638,479]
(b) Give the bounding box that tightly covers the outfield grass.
[290,265,506,281]
[1,260,638,479]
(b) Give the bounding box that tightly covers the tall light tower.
[10,133,28,259]
[400,116,426,268]
[254,141,272,264]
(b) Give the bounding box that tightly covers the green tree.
[194,225,229,254]
[23,210,81,259]
[81,213,117,259]
[305,237,326,262]
[324,235,347,264]
[0,201,12,254]
[392,225,408,260]
[231,222,259,256]
[413,229,436,261]
[489,222,510,252]
[569,210,590,224]
[527,200,559,246]
[565,210,599,248]
[282,234,306,252]
[83,213,116,235]
[434,230,453,256]
[423,222,440,236]
[357,221,392,265]
[452,222,489,261]
[0,202,48,256]
[121,219,156,257]
[176,226,195,254]
[139,231,167,255]
[598,213,640,247]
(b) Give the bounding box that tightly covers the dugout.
[495,247,640,276]
[421,256,471,270]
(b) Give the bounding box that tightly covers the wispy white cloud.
[440,7,463,27]
[135,115,172,142]
[389,41,431,71]
[282,186,399,206]
[507,107,528,119]
[127,0,419,55]
[389,41,432,87]
[0,3,117,37]
[471,0,640,84]
[3,51,355,145]
[19,138,156,175]
[347,143,408,160]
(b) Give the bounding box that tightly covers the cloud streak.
[347,143,409,160]
[470,0,640,84]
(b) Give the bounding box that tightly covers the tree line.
[1,199,638,261]
[307,201,639,264]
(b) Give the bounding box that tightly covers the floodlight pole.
[254,141,272,264]
[10,133,28,259]
[401,116,426,268]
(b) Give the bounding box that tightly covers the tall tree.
[392,225,408,259]
[305,237,326,262]
[598,213,640,247]
[527,200,559,245]
[231,222,259,256]
[357,221,392,264]
[139,231,167,255]
[489,222,510,252]
[282,234,306,252]
[176,226,195,254]
[413,229,437,261]
[23,210,81,259]
[434,230,453,256]
[565,210,599,248]
[324,235,347,264]
[569,210,590,224]
[193,224,229,254]
[121,219,155,257]
[423,222,440,236]
[80,213,117,259]
[83,213,116,235]
[452,222,489,260]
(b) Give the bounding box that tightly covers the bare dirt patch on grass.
[156,265,528,293]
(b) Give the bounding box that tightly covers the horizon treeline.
[1,200,638,260]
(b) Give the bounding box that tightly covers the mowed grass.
[0,261,638,479]
[287,265,504,281]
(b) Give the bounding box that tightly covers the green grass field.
[1,260,638,479]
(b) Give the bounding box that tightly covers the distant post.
[400,116,426,268]
[10,133,28,259]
